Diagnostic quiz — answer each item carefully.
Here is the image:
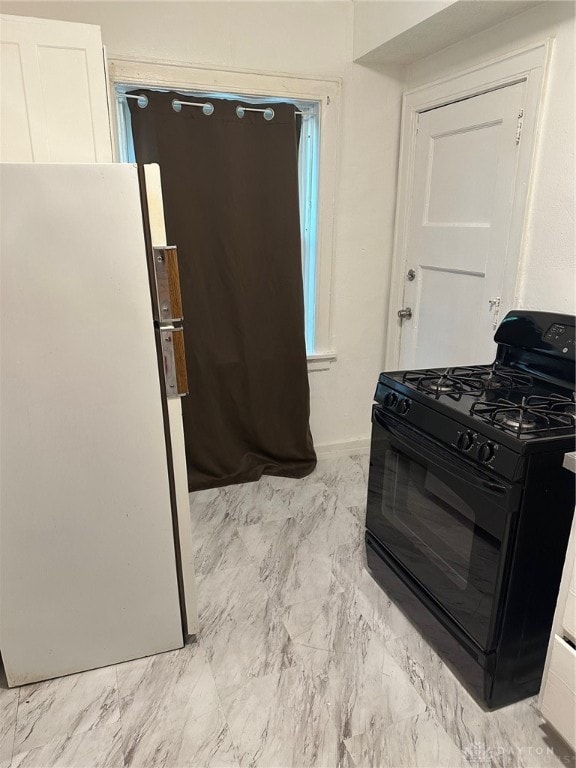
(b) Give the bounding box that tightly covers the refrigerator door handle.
[152,246,183,323]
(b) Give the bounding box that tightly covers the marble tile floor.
[1,454,574,768]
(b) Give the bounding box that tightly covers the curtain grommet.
[202,102,214,116]
[263,108,274,121]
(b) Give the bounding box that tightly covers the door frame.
[385,41,551,369]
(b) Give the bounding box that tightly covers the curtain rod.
[173,99,214,115]
[121,93,305,119]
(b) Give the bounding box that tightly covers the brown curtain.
[128,90,316,491]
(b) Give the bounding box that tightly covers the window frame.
[107,58,341,368]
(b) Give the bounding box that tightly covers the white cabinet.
[563,555,576,642]
[0,14,112,162]
[540,637,576,750]
[539,461,576,750]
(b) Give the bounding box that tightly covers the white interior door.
[0,14,112,162]
[398,82,526,369]
[1,164,183,686]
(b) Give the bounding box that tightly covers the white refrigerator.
[0,162,198,687]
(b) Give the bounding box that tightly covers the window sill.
[307,352,336,372]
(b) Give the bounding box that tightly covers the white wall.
[1,1,404,452]
[352,0,544,65]
[8,2,567,452]
[353,0,456,60]
[404,1,575,315]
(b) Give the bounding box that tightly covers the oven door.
[367,406,520,651]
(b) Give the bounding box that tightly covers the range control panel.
[543,323,575,356]
[494,311,576,363]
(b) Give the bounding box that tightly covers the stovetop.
[374,312,576,474]
[373,370,574,484]
[398,363,575,440]
[376,361,575,450]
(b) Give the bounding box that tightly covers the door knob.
[398,307,412,320]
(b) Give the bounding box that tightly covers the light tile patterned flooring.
[1,454,574,768]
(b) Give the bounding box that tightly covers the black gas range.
[365,310,576,709]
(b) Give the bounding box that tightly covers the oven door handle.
[372,407,509,497]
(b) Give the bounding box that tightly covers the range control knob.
[384,392,398,408]
[478,442,495,463]
[457,431,475,451]
[398,398,411,415]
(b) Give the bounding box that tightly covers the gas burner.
[451,364,534,393]
[499,411,538,432]
[470,396,576,438]
[430,381,457,393]
[402,369,482,400]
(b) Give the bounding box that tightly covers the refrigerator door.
[0,163,184,686]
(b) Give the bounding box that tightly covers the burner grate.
[470,395,576,438]
[527,392,576,416]
[402,369,483,400]
[402,363,533,400]
[452,365,533,393]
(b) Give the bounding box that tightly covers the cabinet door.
[0,14,112,162]
[562,555,576,640]
[539,636,576,750]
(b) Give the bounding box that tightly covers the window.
[109,60,339,365]
[115,84,319,353]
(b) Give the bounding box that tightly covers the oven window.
[367,412,508,648]
[384,448,478,591]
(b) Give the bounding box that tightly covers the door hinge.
[515,109,524,145]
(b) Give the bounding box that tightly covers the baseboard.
[314,437,370,460]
